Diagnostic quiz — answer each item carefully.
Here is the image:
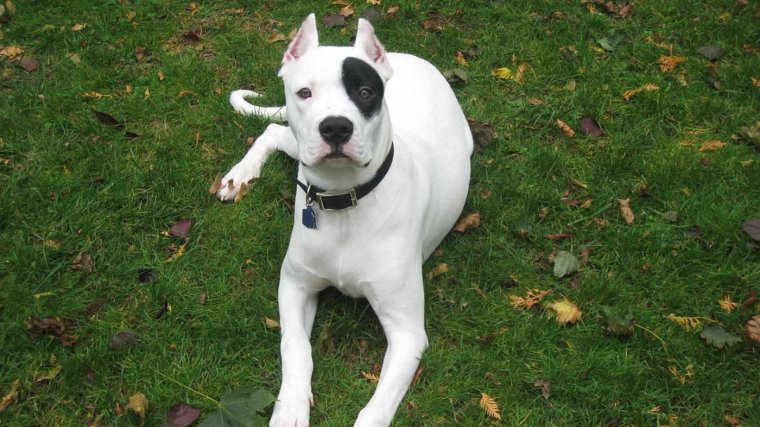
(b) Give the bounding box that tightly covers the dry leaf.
[71,23,87,32]
[479,392,501,420]
[548,298,582,324]
[725,415,742,427]
[209,174,223,195]
[618,198,634,225]
[514,63,528,83]
[426,263,449,280]
[126,393,149,420]
[556,119,575,137]
[510,289,552,309]
[386,6,400,16]
[0,379,20,412]
[35,364,62,382]
[453,212,480,233]
[719,296,738,312]
[339,4,355,17]
[66,52,81,65]
[668,364,694,384]
[72,252,94,272]
[699,140,726,152]
[264,317,280,329]
[267,32,287,43]
[623,83,659,100]
[0,45,23,58]
[658,55,686,73]
[747,315,760,343]
[164,240,188,263]
[367,0,381,4]
[361,371,379,383]
[666,313,710,331]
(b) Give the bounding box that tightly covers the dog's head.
[277,14,393,171]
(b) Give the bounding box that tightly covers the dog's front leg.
[269,269,321,427]
[217,123,298,201]
[355,274,428,427]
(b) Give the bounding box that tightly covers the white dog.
[217,14,472,426]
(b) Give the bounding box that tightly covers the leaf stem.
[156,370,219,405]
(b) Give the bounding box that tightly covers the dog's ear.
[354,18,393,80]
[279,14,319,76]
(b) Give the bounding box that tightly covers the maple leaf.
[548,298,583,324]
[509,289,552,309]
[479,392,501,420]
[199,386,275,427]
[658,55,686,73]
[701,324,741,349]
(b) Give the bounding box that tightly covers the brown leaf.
[544,233,571,240]
[109,330,138,350]
[698,140,727,152]
[339,4,355,18]
[479,392,501,420]
[134,46,145,62]
[510,289,552,309]
[169,219,193,238]
[534,379,552,400]
[658,55,686,73]
[578,116,603,136]
[18,57,38,72]
[386,6,400,17]
[72,252,93,272]
[556,119,575,137]
[166,403,201,427]
[264,317,280,329]
[453,212,480,233]
[468,119,496,154]
[93,110,124,129]
[0,45,23,59]
[747,315,760,344]
[361,371,379,383]
[548,298,583,324]
[718,296,738,312]
[623,83,659,100]
[618,198,634,225]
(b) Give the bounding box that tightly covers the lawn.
[1,0,759,426]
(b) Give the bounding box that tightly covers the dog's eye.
[358,87,374,100]
[297,88,312,99]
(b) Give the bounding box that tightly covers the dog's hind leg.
[216,123,298,201]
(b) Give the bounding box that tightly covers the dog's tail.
[229,90,287,122]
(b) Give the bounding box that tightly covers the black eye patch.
[342,57,384,118]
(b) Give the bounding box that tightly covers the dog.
[216,14,473,426]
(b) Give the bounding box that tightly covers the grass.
[1,0,759,425]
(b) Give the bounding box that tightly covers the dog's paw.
[354,407,391,427]
[268,397,311,427]
[214,163,260,202]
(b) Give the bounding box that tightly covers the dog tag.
[302,206,317,229]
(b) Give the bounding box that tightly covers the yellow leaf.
[43,239,60,249]
[455,51,467,66]
[658,55,686,73]
[453,211,480,233]
[126,11,137,21]
[623,83,659,100]
[618,198,634,225]
[361,371,379,382]
[426,263,449,280]
[0,379,20,412]
[719,296,738,312]
[366,0,381,4]
[479,392,501,420]
[666,313,712,331]
[71,23,87,32]
[509,289,552,309]
[556,119,575,137]
[264,317,280,329]
[164,239,188,263]
[548,299,582,324]
[144,88,151,100]
[698,140,726,152]
[752,77,760,88]
[34,364,62,382]
[158,70,165,81]
[267,32,287,43]
[491,67,513,80]
[126,393,149,420]
[66,52,81,65]
[0,45,23,59]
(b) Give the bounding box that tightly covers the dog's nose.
[319,116,354,146]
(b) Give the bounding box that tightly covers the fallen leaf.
[467,119,495,154]
[479,392,501,421]
[514,63,528,83]
[725,415,742,427]
[264,317,280,329]
[209,174,223,195]
[27,318,70,345]
[553,251,579,278]
[700,324,741,349]
[736,121,760,146]
[453,212,480,233]
[658,55,686,73]
[126,393,148,420]
[0,45,23,58]
[134,46,145,61]
[696,45,723,61]
[666,313,707,331]
[72,252,93,272]
[339,4,355,18]
[623,83,659,100]
[361,371,379,383]
[556,119,575,137]
[600,305,634,338]
[421,17,444,32]
[548,298,583,324]
[597,33,624,51]
[578,116,603,136]
[199,386,275,427]
[34,364,62,382]
[544,233,572,240]
[533,379,551,400]
[198,290,208,305]
[662,211,679,223]
[742,219,760,241]
[426,263,449,280]
[442,68,468,85]
[169,219,193,238]
[719,296,738,312]
[747,315,760,344]
[167,403,201,427]
[509,289,552,309]
[0,379,20,412]
[109,330,138,350]
[699,140,726,152]
[66,52,81,65]
[164,240,188,263]
[18,56,38,72]
[491,67,513,80]
[93,110,124,129]
[71,23,87,32]
[618,198,634,225]
[386,6,400,17]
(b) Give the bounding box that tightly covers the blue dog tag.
[302,206,317,229]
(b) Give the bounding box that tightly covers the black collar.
[296,144,394,211]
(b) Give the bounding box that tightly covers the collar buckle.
[314,188,358,211]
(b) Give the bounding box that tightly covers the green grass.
[1,0,759,425]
